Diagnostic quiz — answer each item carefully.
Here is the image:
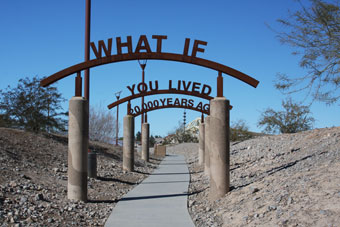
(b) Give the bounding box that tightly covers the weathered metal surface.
[138,60,147,132]
[130,104,210,117]
[40,52,259,88]
[108,89,213,109]
[127,101,132,115]
[126,80,212,96]
[217,71,223,97]
[114,91,121,146]
[84,0,91,100]
[75,72,82,97]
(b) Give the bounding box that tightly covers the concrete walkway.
[105,154,195,227]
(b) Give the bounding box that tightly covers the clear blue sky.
[1,0,338,137]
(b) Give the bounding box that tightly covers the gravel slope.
[0,128,161,226]
[169,127,340,227]
[1,126,340,226]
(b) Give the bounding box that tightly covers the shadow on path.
[120,188,207,202]
[150,172,190,175]
[97,176,136,185]
[88,199,118,204]
[141,180,190,184]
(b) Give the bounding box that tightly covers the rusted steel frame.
[217,71,223,97]
[107,89,213,109]
[131,105,210,117]
[141,65,145,125]
[115,104,119,146]
[40,52,259,88]
[84,0,91,100]
[75,72,82,96]
[127,101,132,115]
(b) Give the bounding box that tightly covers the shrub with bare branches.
[89,105,118,144]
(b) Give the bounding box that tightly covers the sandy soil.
[170,127,340,227]
[1,126,340,226]
[0,127,162,226]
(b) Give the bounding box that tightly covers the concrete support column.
[68,97,89,202]
[141,123,150,162]
[123,115,135,172]
[204,116,211,176]
[199,123,205,165]
[209,97,230,200]
[153,143,158,156]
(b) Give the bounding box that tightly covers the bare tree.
[274,0,340,104]
[230,119,254,141]
[89,104,118,144]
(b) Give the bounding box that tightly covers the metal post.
[183,110,186,133]
[116,104,119,146]
[138,60,147,142]
[115,91,122,146]
[217,71,223,97]
[141,67,145,124]
[127,101,131,115]
[84,0,91,100]
[75,72,82,97]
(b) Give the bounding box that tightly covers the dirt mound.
[171,127,340,227]
[0,127,161,226]
[2,126,340,226]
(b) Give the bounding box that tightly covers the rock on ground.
[169,127,340,227]
[0,127,162,226]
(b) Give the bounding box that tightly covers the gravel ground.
[0,127,162,226]
[2,126,340,226]
[169,127,340,227]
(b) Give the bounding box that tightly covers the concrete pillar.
[123,115,135,172]
[68,97,89,202]
[204,116,211,176]
[209,97,230,200]
[199,123,205,165]
[154,143,158,156]
[141,123,150,162]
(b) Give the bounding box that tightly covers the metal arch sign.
[108,89,213,109]
[108,79,213,109]
[108,79,232,115]
[128,96,232,117]
[129,98,210,117]
[40,35,259,88]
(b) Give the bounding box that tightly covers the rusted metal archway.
[107,89,214,109]
[130,104,209,117]
[40,52,259,88]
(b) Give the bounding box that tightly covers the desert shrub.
[258,98,315,134]
[230,120,254,141]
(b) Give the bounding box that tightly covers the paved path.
[105,154,195,227]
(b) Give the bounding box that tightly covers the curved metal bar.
[131,104,209,117]
[107,89,213,109]
[40,52,259,88]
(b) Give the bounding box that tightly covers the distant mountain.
[185,117,201,137]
